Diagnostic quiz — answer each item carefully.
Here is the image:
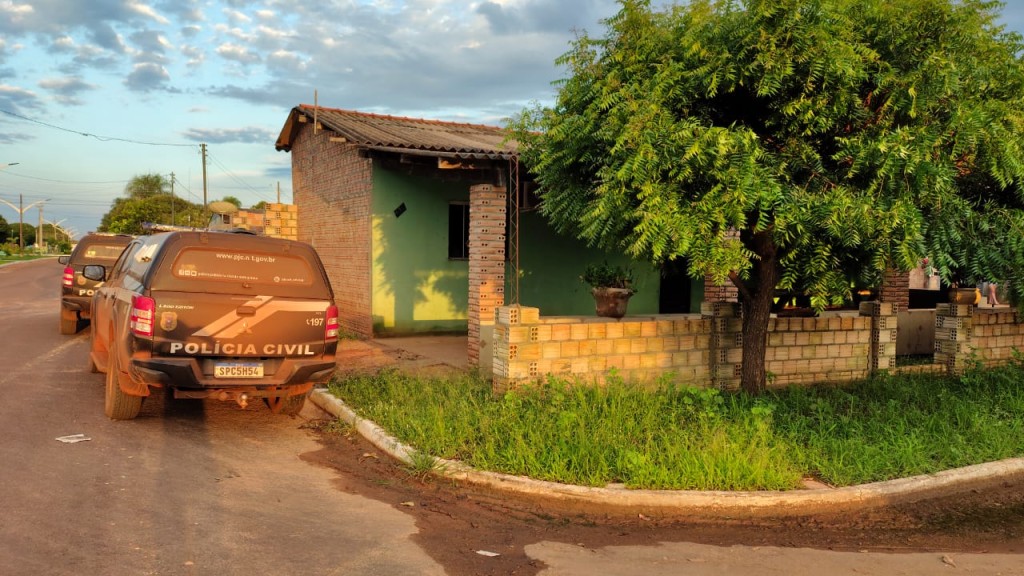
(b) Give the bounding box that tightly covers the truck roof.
[127,230,335,300]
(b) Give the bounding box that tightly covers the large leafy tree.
[99,173,209,234]
[511,0,1024,393]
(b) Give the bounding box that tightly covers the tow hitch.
[218,391,250,409]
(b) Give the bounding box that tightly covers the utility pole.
[277,181,281,204]
[170,172,176,225]
[37,203,44,252]
[200,143,208,207]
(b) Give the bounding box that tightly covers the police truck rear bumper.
[130,356,337,389]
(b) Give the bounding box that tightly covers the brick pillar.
[934,303,974,375]
[703,230,741,303]
[879,268,910,310]
[703,301,742,389]
[859,301,898,373]
[703,275,739,303]
[468,184,507,367]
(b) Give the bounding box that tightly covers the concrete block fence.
[491,301,898,393]
[935,305,1024,374]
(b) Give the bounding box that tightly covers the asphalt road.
[0,258,444,576]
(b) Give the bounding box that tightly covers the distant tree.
[99,178,208,235]
[7,223,35,247]
[0,214,7,244]
[510,0,1024,394]
[124,173,168,199]
[221,196,242,208]
[251,201,269,210]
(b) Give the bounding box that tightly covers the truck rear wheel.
[264,390,308,416]
[60,308,78,335]
[105,352,142,420]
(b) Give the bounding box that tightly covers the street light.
[0,195,48,250]
[43,218,68,250]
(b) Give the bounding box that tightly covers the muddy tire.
[60,308,78,335]
[264,390,309,416]
[105,351,142,420]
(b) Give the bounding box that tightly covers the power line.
[206,151,275,202]
[0,171,129,185]
[1,109,198,147]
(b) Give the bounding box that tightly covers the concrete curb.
[310,389,1024,516]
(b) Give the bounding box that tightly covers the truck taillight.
[130,295,156,338]
[62,267,75,288]
[325,305,339,342]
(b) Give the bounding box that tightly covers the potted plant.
[581,262,635,318]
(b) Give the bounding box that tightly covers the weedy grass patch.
[327,360,1024,491]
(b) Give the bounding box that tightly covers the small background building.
[276,105,703,348]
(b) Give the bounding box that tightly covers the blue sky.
[1,0,1023,240]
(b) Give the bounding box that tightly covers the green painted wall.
[512,211,662,315]
[371,169,470,335]
[369,167,702,334]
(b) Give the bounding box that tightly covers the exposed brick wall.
[468,185,507,366]
[291,123,374,338]
[880,268,910,310]
[703,275,739,303]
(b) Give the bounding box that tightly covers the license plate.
[214,363,264,378]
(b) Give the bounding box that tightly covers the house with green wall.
[275,105,702,352]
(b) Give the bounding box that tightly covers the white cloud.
[127,1,170,25]
[38,75,95,104]
[124,61,170,91]
[216,42,260,64]
[223,8,251,25]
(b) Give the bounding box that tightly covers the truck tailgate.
[150,292,331,358]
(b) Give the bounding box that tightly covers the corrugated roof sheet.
[276,105,518,160]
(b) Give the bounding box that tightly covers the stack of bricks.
[223,204,299,240]
[261,203,299,240]
[468,184,507,366]
[859,301,898,373]
[766,313,873,384]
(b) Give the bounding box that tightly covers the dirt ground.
[301,419,1022,576]
[308,346,1024,576]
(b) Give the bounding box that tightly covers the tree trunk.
[735,232,780,395]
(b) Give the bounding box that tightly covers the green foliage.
[0,214,7,244]
[329,363,1024,490]
[6,223,35,246]
[220,196,242,208]
[581,261,635,290]
[508,0,1024,391]
[99,173,209,234]
[124,173,168,199]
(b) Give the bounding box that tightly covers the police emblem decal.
[160,312,178,331]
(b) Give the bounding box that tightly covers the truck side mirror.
[82,265,106,281]
[58,255,70,265]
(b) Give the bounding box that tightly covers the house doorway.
[659,258,693,313]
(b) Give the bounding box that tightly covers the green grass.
[0,253,56,263]
[326,360,1024,491]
